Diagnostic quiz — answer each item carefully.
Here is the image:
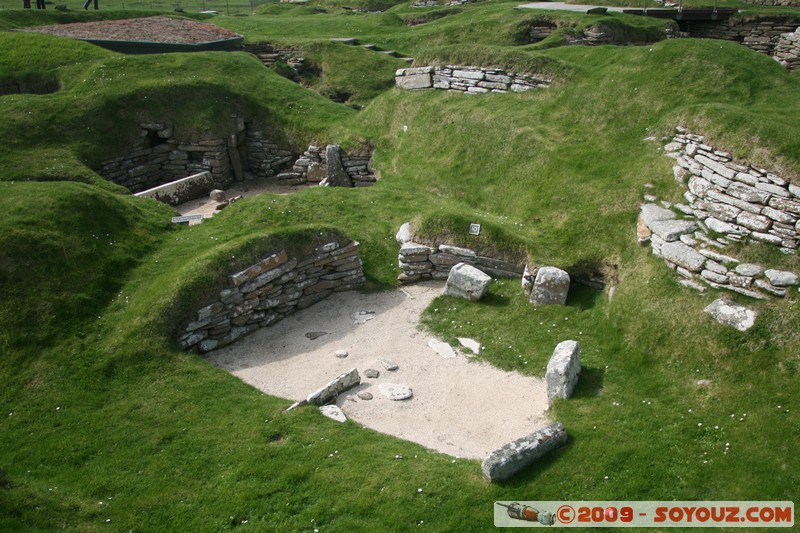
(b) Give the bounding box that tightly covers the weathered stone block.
[396,73,432,90]
[764,269,798,286]
[481,422,567,482]
[658,242,706,272]
[530,266,570,305]
[546,340,580,403]
[704,298,757,332]
[649,219,697,242]
[444,263,492,301]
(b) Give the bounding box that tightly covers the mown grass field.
[1,0,799,530]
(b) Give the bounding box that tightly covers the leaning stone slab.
[703,299,757,332]
[319,405,347,423]
[306,368,361,405]
[546,340,580,404]
[325,145,353,187]
[444,263,492,301]
[481,422,568,482]
[530,267,570,305]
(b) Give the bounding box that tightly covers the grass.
[1,1,800,531]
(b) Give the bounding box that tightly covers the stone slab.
[546,340,580,403]
[444,263,492,301]
[703,299,757,332]
[481,422,568,482]
[306,368,361,405]
[530,266,570,305]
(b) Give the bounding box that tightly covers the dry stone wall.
[774,28,800,70]
[99,122,242,193]
[395,66,551,93]
[397,242,525,282]
[745,0,799,6]
[179,238,365,353]
[100,122,376,195]
[684,16,800,67]
[637,128,800,299]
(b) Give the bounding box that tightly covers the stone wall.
[99,122,242,193]
[397,242,525,282]
[684,16,800,64]
[744,0,799,6]
[395,66,551,93]
[100,122,376,195]
[636,128,799,299]
[179,238,365,353]
[774,28,800,70]
[523,21,679,46]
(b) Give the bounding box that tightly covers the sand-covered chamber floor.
[206,282,550,459]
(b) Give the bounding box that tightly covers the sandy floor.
[206,282,550,459]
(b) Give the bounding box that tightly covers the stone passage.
[481,422,568,482]
[546,340,580,404]
[179,237,365,353]
[395,66,551,93]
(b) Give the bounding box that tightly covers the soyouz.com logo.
[494,501,794,527]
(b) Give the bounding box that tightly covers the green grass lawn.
[1,1,799,531]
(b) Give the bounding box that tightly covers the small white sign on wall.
[469,223,481,236]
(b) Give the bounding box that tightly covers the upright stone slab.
[481,422,567,482]
[703,298,757,332]
[444,263,492,301]
[325,145,353,187]
[546,340,580,403]
[530,267,570,305]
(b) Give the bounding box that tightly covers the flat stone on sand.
[320,405,347,423]
[428,338,457,358]
[379,383,413,401]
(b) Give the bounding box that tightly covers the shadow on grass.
[482,290,511,307]
[566,284,604,311]
[571,366,605,399]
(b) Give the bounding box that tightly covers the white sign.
[469,223,481,236]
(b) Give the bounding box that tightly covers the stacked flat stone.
[640,140,800,302]
[666,131,800,252]
[99,122,242,193]
[179,238,365,353]
[397,240,524,283]
[640,202,799,298]
[774,28,800,70]
[395,66,551,93]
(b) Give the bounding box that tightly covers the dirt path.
[206,282,550,459]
